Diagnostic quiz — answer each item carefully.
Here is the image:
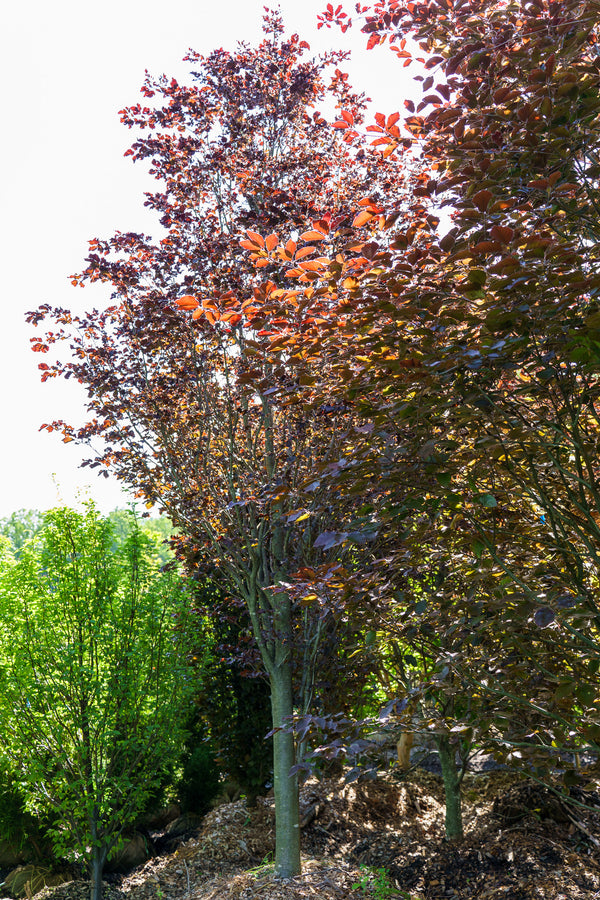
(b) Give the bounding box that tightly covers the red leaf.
[367,33,380,49]
[471,241,501,254]
[387,112,400,127]
[300,230,327,241]
[490,225,514,243]
[341,109,354,125]
[265,233,279,251]
[472,189,493,212]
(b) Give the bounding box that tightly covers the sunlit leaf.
[353,210,375,227]
[245,230,264,248]
[300,230,327,241]
[176,295,199,310]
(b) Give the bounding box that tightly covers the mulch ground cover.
[27,766,600,900]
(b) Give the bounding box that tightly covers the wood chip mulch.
[26,767,600,900]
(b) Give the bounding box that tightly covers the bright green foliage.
[0,504,195,900]
[0,509,43,557]
[107,509,176,567]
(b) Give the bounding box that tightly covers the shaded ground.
[29,768,600,900]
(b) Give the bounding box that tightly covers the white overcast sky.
[0,0,414,518]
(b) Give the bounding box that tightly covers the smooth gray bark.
[437,735,464,840]
[89,845,107,900]
[270,662,300,877]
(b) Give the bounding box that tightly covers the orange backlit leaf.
[265,233,279,251]
[299,259,328,272]
[312,218,330,233]
[176,295,199,310]
[353,210,375,227]
[300,230,327,241]
[296,246,317,260]
[222,313,243,326]
[245,230,265,248]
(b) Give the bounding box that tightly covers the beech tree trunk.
[270,662,300,877]
[437,735,464,840]
[89,843,107,900]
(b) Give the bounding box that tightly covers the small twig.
[565,809,600,848]
[182,859,191,898]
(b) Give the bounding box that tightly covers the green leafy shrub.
[0,761,52,863]
[0,505,197,900]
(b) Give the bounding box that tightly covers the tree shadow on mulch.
[299,771,600,899]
